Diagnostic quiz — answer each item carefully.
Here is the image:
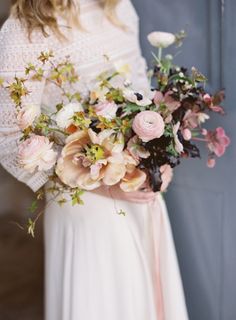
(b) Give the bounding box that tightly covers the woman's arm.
[0,18,49,192]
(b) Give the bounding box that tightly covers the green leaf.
[164,124,174,137]
[71,189,84,206]
[118,209,126,216]
[166,142,179,157]
[57,198,67,206]
[191,67,207,83]
[56,103,64,112]
[29,200,38,213]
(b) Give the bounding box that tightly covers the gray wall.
[132,0,236,319]
[0,1,236,319]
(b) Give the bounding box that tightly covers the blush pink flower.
[18,135,57,173]
[160,164,173,192]
[132,111,165,142]
[154,91,180,112]
[182,128,192,141]
[207,158,216,168]
[17,104,41,130]
[203,94,225,114]
[183,109,209,130]
[120,168,147,192]
[127,135,150,161]
[55,129,138,191]
[95,101,118,120]
[206,127,230,157]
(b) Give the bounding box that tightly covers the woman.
[0,0,189,319]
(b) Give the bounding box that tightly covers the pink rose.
[132,111,165,142]
[18,135,57,173]
[95,101,118,120]
[17,104,41,130]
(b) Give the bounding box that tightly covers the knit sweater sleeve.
[0,18,51,192]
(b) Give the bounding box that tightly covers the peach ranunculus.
[132,110,165,142]
[18,135,57,173]
[17,104,41,130]
[55,128,146,191]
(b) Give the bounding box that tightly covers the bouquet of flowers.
[2,31,230,235]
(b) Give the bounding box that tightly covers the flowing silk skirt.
[44,188,189,320]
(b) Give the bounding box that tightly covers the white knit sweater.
[0,0,149,192]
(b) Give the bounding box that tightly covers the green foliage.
[106,88,124,103]
[7,77,29,106]
[191,67,207,83]
[38,51,54,64]
[164,124,174,137]
[72,112,91,129]
[118,209,126,216]
[122,102,145,115]
[28,200,38,213]
[71,189,84,206]
[166,141,179,157]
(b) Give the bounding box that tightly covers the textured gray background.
[0,1,236,319]
[132,0,236,319]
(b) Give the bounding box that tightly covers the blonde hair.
[11,0,122,39]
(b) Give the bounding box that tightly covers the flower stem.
[158,47,163,62]
[192,137,208,142]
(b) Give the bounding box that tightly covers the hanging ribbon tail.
[149,193,189,320]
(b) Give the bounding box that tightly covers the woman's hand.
[92,184,157,204]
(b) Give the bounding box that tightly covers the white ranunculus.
[55,102,83,129]
[147,31,176,48]
[17,104,41,130]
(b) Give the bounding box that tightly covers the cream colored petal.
[120,169,147,192]
[87,128,99,144]
[97,129,114,145]
[76,171,102,190]
[55,154,88,188]
[65,130,88,144]
[102,162,126,186]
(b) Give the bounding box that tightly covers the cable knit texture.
[0,0,149,192]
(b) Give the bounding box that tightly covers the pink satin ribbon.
[150,195,165,320]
